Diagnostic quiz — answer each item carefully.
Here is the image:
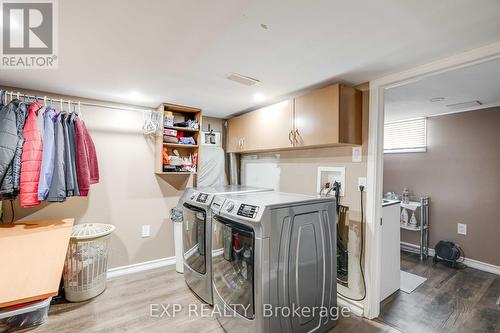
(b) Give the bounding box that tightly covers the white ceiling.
[384,58,500,122]
[2,0,500,117]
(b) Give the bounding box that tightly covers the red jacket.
[19,102,43,207]
[75,118,99,196]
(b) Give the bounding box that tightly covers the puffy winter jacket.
[75,117,99,196]
[0,100,21,197]
[19,102,43,207]
[12,102,29,194]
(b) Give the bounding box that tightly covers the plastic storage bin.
[63,223,115,302]
[0,298,51,332]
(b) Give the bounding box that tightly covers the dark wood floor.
[33,266,399,333]
[379,251,500,333]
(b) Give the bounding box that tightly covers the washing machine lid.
[197,185,271,195]
[220,191,331,207]
[214,191,335,222]
[183,185,272,207]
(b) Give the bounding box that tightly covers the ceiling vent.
[226,73,260,86]
[445,100,482,110]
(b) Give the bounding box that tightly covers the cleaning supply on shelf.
[164,112,174,127]
[400,208,409,225]
[402,188,410,204]
[162,147,169,165]
[410,212,418,226]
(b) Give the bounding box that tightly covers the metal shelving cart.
[400,195,430,260]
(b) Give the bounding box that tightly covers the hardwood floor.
[33,265,399,333]
[379,251,500,333]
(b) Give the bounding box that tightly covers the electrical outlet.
[142,225,151,238]
[357,177,367,190]
[457,223,467,235]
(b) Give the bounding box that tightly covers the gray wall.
[384,106,500,266]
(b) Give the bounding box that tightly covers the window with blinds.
[384,118,427,153]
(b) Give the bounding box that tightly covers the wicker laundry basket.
[63,223,115,302]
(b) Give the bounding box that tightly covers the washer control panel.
[196,193,210,203]
[237,204,259,218]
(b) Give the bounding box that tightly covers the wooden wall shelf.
[155,103,202,175]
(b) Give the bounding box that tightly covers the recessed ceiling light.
[429,97,445,102]
[253,93,265,102]
[123,90,149,103]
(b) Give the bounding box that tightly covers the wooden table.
[0,218,74,307]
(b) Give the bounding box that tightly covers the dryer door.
[212,215,255,319]
[182,203,207,274]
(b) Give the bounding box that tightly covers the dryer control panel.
[237,204,259,219]
[219,199,264,222]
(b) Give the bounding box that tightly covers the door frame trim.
[364,40,500,319]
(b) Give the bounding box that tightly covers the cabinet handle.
[294,129,300,143]
[238,138,242,149]
[242,137,245,148]
[288,130,293,144]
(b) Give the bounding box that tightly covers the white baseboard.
[107,256,177,279]
[400,241,500,276]
[337,296,364,317]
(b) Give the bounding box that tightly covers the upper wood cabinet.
[226,84,362,153]
[227,100,294,152]
[294,84,362,147]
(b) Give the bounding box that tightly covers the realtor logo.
[1,0,58,68]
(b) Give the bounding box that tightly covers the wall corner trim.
[107,256,177,279]
[400,242,500,276]
[337,297,364,317]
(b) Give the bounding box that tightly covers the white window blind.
[384,118,426,153]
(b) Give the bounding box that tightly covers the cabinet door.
[226,114,246,153]
[294,84,341,146]
[241,100,294,152]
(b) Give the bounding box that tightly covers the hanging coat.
[12,102,29,195]
[19,102,43,207]
[75,117,99,196]
[68,113,80,196]
[38,107,57,201]
[0,100,21,198]
[47,112,67,202]
[61,113,76,196]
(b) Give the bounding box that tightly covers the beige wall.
[384,106,500,266]
[0,86,218,269]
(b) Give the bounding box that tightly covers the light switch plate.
[352,147,362,162]
[457,223,467,235]
[142,225,151,238]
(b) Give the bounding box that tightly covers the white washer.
[181,186,272,305]
[210,191,338,333]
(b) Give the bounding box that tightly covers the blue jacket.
[37,107,57,201]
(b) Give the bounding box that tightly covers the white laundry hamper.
[63,223,115,302]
